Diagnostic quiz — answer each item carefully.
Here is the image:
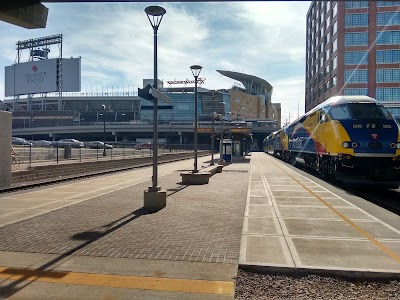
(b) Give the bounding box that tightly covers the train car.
[269,96,400,188]
[263,129,285,157]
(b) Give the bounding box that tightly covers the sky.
[0,1,311,125]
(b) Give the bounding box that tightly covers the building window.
[326,13,331,28]
[376,69,400,82]
[331,74,337,87]
[325,31,331,44]
[324,80,330,93]
[325,64,330,75]
[345,32,368,46]
[332,38,337,52]
[376,50,400,63]
[345,70,368,83]
[377,31,400,44]
[377,1,400,7]
[377,12,400,26]
[376,88,400,101]
[333,2,337,18]
[345,1,369,8]
[332,56,338,70]
[332,21,337,35]
[345,51,368,65]
[344,88,368,95]
[326,48,330,61]
[345,14,369,27]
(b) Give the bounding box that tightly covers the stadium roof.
[216,70,273,96]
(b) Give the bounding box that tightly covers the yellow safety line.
[0,266,234,296]
[269,160,400,264]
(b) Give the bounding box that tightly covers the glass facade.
[344,88,368,95]
[377,1,400,7]
[376,50,400,63]
[345,1,369,9]
[140,92,230,123]
[377,31,400,44]
[345,70,368,83]
[377,12,400,26]
[345,51,368,65]
[345,14,369,27]
[376,88,400,101]
[376,69,400,82]
[345,32,368,46]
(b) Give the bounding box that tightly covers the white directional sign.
[149,87,172,104]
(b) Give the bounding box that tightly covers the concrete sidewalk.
[0,152,399,300]
[0,155,250,299]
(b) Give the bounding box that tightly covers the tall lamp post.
[219,101,225,164]
[101,104,106,156]
[210,90,216,165]
[190,65,202,173]
[145,5,166,192]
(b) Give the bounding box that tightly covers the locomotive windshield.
[328,103,393,120]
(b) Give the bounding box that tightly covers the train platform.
[0,153,399,299]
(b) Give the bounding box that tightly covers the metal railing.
[11,144,211,169]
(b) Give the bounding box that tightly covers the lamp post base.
[144,188,166,211]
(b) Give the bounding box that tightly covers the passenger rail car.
[263,96,400,189]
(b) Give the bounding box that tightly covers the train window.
[379,105,394,120]
[329,105,351,120]
[348,103,386,119]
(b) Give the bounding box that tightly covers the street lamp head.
[145,5,166,28]
[190,65,202,78]
[101,104,106,110]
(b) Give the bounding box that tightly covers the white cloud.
[0,1,311,125]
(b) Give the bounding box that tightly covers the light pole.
[210,90,216,165]
[101,104,106,156]
[190,65,202,173]
[219,101,225,164]
[237,113,241,123]
[145,5,166,192]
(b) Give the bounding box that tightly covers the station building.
[3,70,280,151]
[305,0,400,120]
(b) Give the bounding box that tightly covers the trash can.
[64,145,72,159]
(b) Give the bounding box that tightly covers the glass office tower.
[305,1,400,120]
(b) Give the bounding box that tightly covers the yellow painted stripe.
[269,161,400,264]
[0,266,234,296]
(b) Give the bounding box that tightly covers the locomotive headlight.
[342,142,350,148]
[352,142,358,148]
[390,143,396,149]
[397,143,400,149]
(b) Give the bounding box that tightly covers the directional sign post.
[149,87,171,104]
[138,84,172,104]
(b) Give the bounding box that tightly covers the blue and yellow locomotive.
[264,96,400,188]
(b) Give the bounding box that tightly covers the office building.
[305,0,400,119]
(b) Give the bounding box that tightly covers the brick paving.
[0,162,249,265]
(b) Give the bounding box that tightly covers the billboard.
[5,58,81,96]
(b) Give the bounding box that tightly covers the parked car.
[32,140,53,147]
[134,142,153,150]
[53,139,84,148]
[12,137,32,146]
[85,141,113,149]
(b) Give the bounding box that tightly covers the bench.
[180,164,224,185]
